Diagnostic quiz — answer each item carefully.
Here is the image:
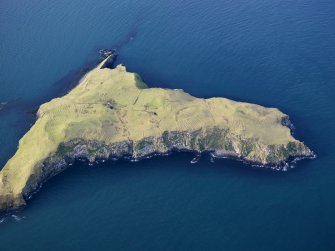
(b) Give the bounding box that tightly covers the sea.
[0,0,335,250]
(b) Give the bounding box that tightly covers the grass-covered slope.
[0,57,313,212]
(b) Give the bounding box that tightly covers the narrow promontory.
[0,56,313,212]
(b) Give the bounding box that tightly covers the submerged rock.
[0,55,314,213]
[0,102,7,111]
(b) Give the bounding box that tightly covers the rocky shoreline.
[0,135,314,215]
[0,134,315,214]
[16,126,313,213]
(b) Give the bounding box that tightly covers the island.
[0,55,313,213]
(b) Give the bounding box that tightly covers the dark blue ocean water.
[1,0,335,250]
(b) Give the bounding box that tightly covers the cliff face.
[0,56,313,213]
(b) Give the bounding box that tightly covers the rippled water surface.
[1,0,335,250]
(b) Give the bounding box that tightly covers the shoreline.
[0,145,316,216]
